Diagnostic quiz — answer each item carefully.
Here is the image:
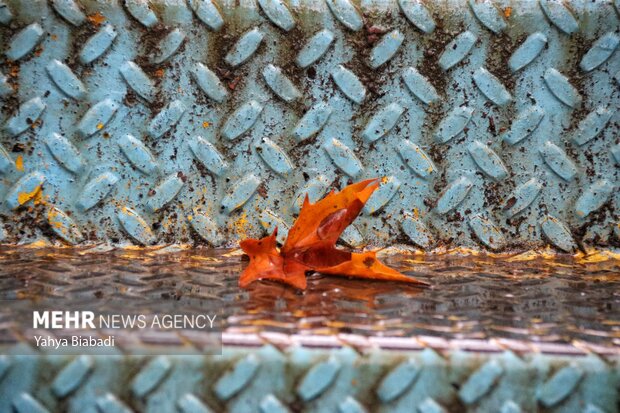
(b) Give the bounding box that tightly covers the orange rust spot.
[33,189,46,206]
[50,34,58,41]
[24,239,50,248]
[34,45,44,57]
[47,208,64,229]
[228,76,241,90]
[9,64,20,77]
[96,122,104,130]
[87,12,106,26]
[413,207,419,219]
[15,155,24,172]
[202,121,210,128]
[17,185,42,206]
[230,211,250,238]
[504,7,512,18]
[154,68,165,78]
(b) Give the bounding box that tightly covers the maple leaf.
[239,228,307,290]
[239,178,427,289]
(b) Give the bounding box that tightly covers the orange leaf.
[238,178,427,289]
[239,229,306,289]
[283,178,379,253]
[316,251,418,283]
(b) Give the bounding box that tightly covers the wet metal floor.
[0,246,618,351]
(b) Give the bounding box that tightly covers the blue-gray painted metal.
[0,345,615,413]
[0,0,617,251]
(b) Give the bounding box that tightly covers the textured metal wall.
[0,0,619,251]
[2,3,619,411]
[0,344,618,413]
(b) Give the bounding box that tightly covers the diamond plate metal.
[0,0,617,252]
[0,344,616,412]
[1,1,620,410]
[0,246,617,410]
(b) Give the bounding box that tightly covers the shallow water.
[0,246,618,350]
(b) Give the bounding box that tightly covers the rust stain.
[202,121,211,128]
[9,64,19,77]
[34,190,47,206]
[575,248,620,264]
[47,209,64,230]
[96,122,104,130]
[230,212,250,239]
[154,68,165,78]
[228,76,241,90]
[87,12,106,26]
[504,7,512,18]
[17,185,42,206]
[15,155,24,172]
[23,239,51,248]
